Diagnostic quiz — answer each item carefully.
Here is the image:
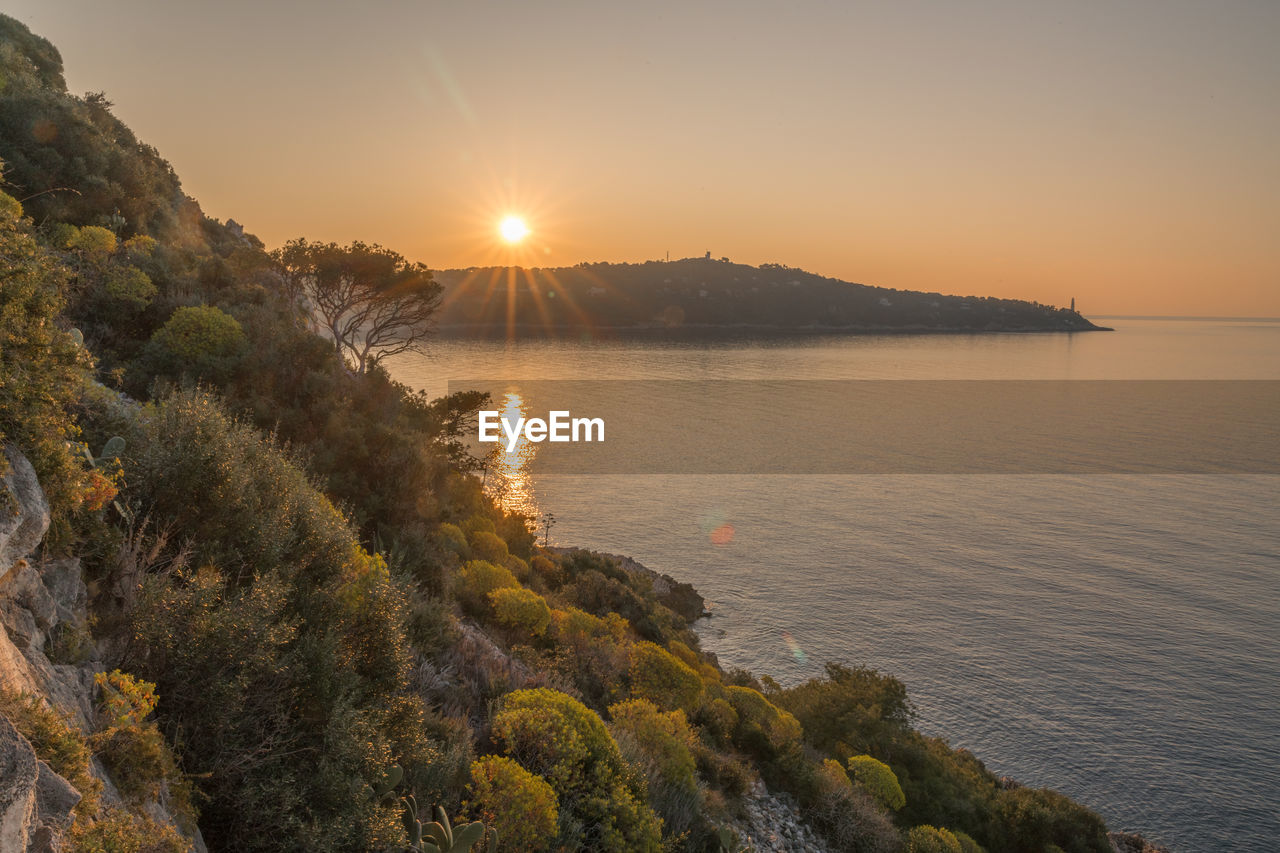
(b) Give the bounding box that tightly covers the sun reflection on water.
[484,390,540,519]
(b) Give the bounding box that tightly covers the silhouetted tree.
[273,238,442,374]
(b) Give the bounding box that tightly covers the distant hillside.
[434,258,1109,337]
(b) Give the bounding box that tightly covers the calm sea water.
[390,319,1280,852]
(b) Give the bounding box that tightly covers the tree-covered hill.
[434,259,1108,336]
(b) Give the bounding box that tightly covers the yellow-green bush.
[667,639,700,670]
[608,699,697,791]
[724,686,803,757]
[491,689,663,852]
[848,754,906,811]
[461,514,496,537]
[103,265,155,310]
[628,641,703,713]
[69,808,191,853]
[91,670,192,820]
[608,699,700,838]
[817,758,854,793]
[504,553,531,583]
[435,522,469,557]
[907,825,964,853]
[551,606,629,647]
[805,757,902,853]
[151,305,245,363]
[469,530,509,563]
[465,755,558,852]
[548,607,632,708]
[67,224,117,258]
[697,697,739,746]
[454,559,519,615]
[489,586,552,637]
[954,830,986,853]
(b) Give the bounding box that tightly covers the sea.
[388,318,1280,852]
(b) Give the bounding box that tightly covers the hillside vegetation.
[1,15,1113,852]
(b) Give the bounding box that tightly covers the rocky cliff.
[0,447,203,853]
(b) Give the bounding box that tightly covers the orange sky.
[7,1,1279,316]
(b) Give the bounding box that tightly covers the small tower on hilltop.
[1070,297,1076,312]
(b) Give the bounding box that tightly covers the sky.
[6,0,1279,316]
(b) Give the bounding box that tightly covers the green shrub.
[91,670,192,818]
[666,639,700,670]
[124,388,355,584]
[454,559,519,615]
[489,586,552,637]
[143,305,246,381]
[103,265,156,310]
[530,555,562,588]
[724,686,802,758]
[908,825,963,853]
[628,641,702,713]
[848,754,906,811]
[0,188,91,533]
[954,830,986,853]
[461,514,496,537]
[407,594,458,658]
[491,689,663,852]
[469,530,509,563]
[818,757,853,792]
[503,553,531,583]
[775,662,912,759]
[804,758,901,853]
[465,756,558,853]
[67,224,117,258]
[608,699,700,839]
[993,785,1110,853]
[435,522,469,557]
[548,607,632,708]
[695,697,739,746]
[130,564,433,853]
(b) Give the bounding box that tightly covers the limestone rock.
[35,760,80,829]
[0,713,39,853]
[1,713,80,853]
[1,448,51,582]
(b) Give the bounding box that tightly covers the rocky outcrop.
[721,779,829,853]
[0,713,79,853]
[1,447,51,585]
[1110,830,1173,853]
[551,547,709,622]
[0,446,205,852]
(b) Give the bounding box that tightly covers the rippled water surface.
[391,319,1280,851]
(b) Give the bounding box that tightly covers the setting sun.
[499,215,530,244]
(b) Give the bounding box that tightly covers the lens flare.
[710,523,735,546]
[782,630,808,664]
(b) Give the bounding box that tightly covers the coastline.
[434,322,1114,340]
[554,546,1171,853]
